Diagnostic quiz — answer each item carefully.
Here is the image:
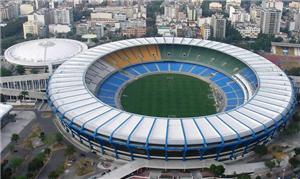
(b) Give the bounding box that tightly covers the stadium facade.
[47,37,297,161]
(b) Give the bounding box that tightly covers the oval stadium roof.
[47,37,295,146]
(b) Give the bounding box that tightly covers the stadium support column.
[48,63,53,74]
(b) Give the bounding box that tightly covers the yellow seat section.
[138,46,153,62]
[110,53,130,68]
[116,50,134,65]
[103,54,119,67]
[130,47,144,63]
[154,45,161,60]
[147,45,161,61]
[121,48,140,64]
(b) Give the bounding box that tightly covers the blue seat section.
[170,62,181,71]
[191,66,206,75]
[239,68,258,89]
[132,65,148,74]
[101,98,116,107]
[225,106,236,111]
[124,68,139,76]
[114,72,130,81]
[98,90,115,98]
[97,61,246,111]
[210,73,224,81]
[106,76,126,86]
[180,63,194,72]
[157,62,169,71]
[101,83,119,91]
[143,63,158,72]
[227,99,238,106]
[201,69,215,77]
[226,92,237,99]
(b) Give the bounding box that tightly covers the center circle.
[119,73,217,118]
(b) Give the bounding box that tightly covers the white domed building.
[4,38,88,73]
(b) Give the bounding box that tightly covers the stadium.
[47,37,297,161]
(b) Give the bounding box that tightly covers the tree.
[0,67,12,76]
[275,159,282,167]
[250,33,274,52]
[28,152,45,172]
[65,145,76,157]
[55,133,63,143]
[18,91,29,101]
[11,133,19,143]
[15,176,26,179]
[10,157,23,170]
[237,174,251,179]
[1,17,27,38]
[272,36,283,42]
[285,67,300,76]
[48,171,59,179]
[289,157,300,168]
[264,160,276,171]
[30,69,38,74]
[44,148,51,155]
[225,21,243,43]
[201,0,213,17]
[254,145,268,156]
[209,164,225,176]
[15,65,25,75]
[39,132,45,141]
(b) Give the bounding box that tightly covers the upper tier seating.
[159,44,247,75]
[103,45,161,68]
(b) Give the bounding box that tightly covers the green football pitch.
[120,73,216,117]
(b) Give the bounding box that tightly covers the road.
[37,149,65,179]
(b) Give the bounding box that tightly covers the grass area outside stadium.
[120,73,216,118]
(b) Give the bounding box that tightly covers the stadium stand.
[48,37,296,161]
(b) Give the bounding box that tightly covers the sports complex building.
[47,37,297,161]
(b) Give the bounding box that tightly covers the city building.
[164,4,178,19]
[157,26,173,37]
[294,12,300,31]
[289,1,300,10]
[94,23,105,39]
[20,4,34,15]
[48,24,71,34]
[260,8,281,34]
[27,8,50,26]
[250,4,262,25]
[229,6,250,24]
[235,23,261,39]
[197,17,211,27]
[271,42,300,56]
[50,7,74,25]
[200,23,211,40]
[262,0,283,12]
[0,2,20,22]
[211,14,226,40]
[76,23,89,35]
[226,0,241,10]
[23,21,46,39]
[186,4,201,21]
[209,2,222,11]
[35,0,47,10]
[121,19,146,37]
